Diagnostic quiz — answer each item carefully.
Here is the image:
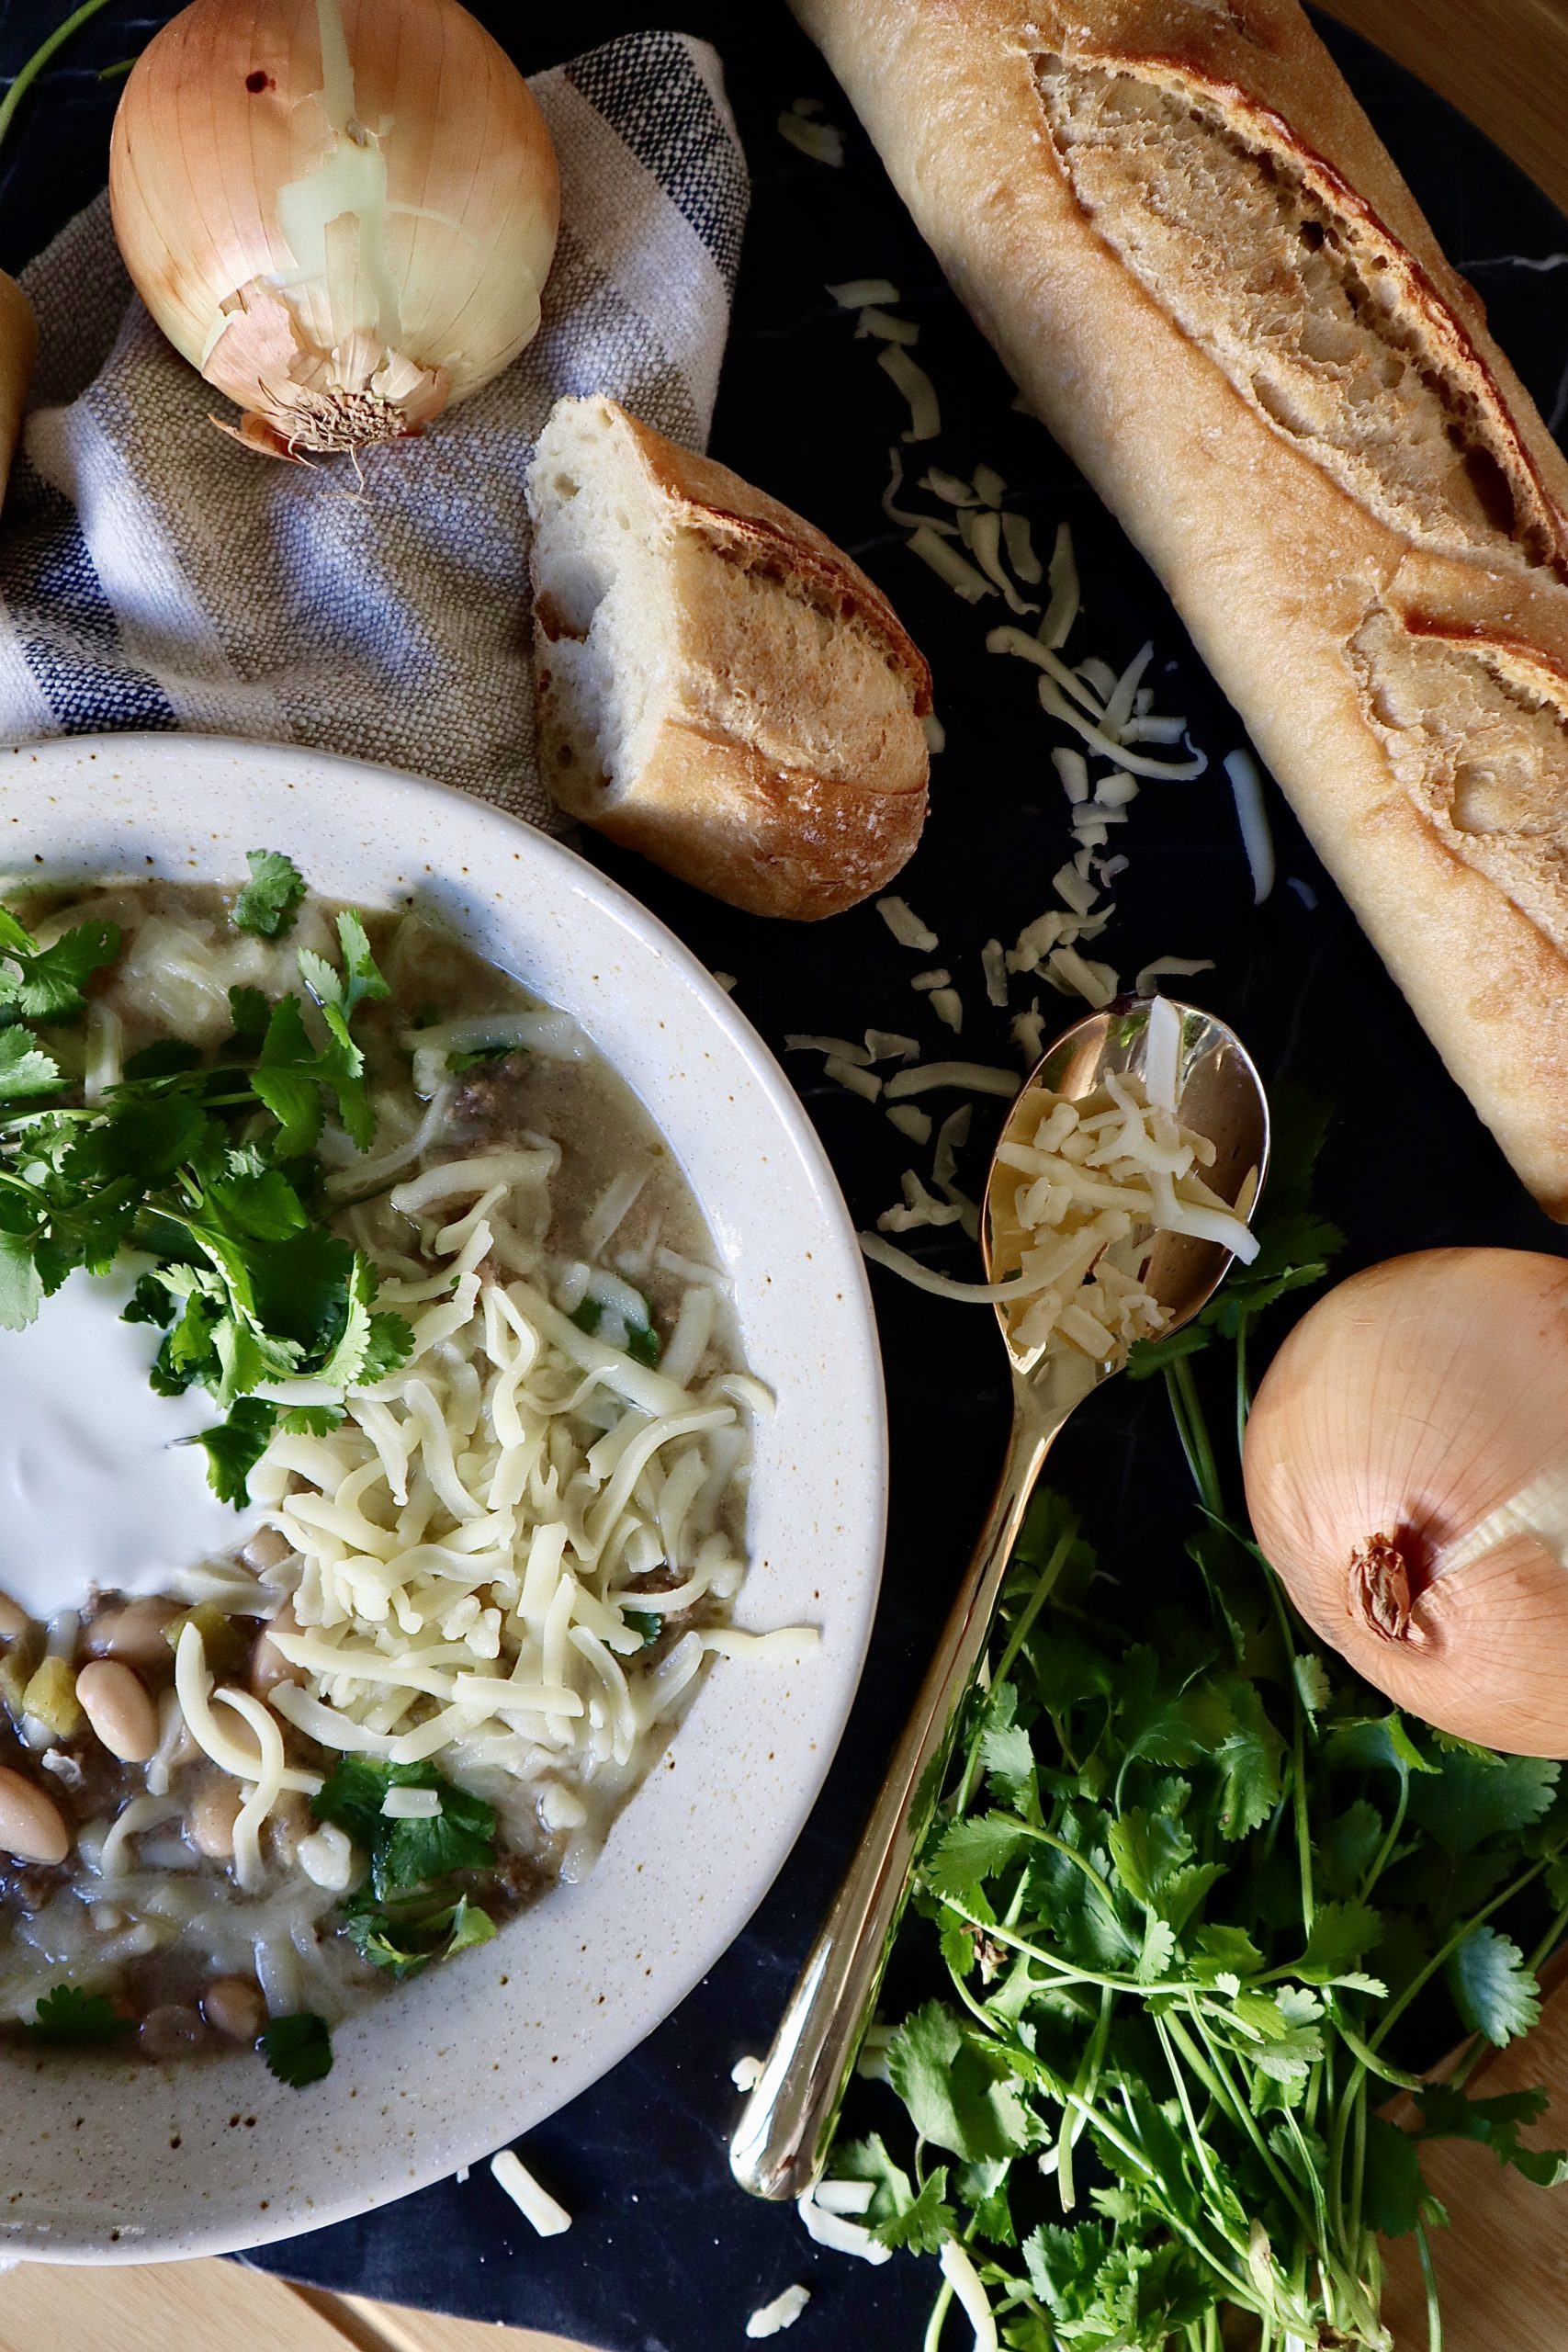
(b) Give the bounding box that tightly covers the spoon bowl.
[987,997,1270,1379]
[731,997,1269,2202]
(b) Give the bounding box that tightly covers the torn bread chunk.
[525,394,931,921]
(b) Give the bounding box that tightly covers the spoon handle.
[729,1393,1064,2202]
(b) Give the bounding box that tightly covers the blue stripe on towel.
[6,497,175,737]
[567,33,748,291]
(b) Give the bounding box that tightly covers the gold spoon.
[730,996,1269,2200]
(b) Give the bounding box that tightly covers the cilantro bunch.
[0,859,416,1501]
[828,1095,1568,2351]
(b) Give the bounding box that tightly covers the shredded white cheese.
[876,897,939,952]
[878,343,941,442]
[828,277,899,307]
[1224,747,1276,904]
[491,2148,572,2237]
[855,306,919,345]
[797,2186,890,2265]
[886,1104,933,1146]
[777,107,843,164]
[930,987,964,1035]
[731,2052,765,2093]
[907,525,994,602]
[746,2285,811,2338]
[885,1063,1020,1101]
[940,2239,999,2352]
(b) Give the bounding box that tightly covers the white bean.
[202,1976,265,2043]
[0,1766,69,1865]
[85,1599,176,1668]
[75,1661,159,1764]
[187,1780,241,1862]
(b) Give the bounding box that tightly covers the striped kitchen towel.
[0,30,748,827]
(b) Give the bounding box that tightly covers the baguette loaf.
[791,0,1568,1213]
[526,394,931,921]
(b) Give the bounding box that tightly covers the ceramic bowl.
[0,733,886,2262]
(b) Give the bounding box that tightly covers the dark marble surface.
[0,4,1565,2346]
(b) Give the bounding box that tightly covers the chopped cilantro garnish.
[342,1887,497,1981]
[623,1611,662,1647]
[311,1755,496,1900]
[570,1293,660,1368]
[0,869,414,1501]
[28,1984,134,2044]
[232,850,307,940]
[446,1041,518,1076]
[0,908,118,1023]
[260,2010,333,2087]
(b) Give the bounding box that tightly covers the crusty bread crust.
[790,0,1568,1212]
[530,398,931,922]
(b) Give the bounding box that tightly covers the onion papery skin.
[108,0,559,460]
[1243,1248,1568,1757]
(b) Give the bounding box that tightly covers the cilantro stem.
[0,0,115,152]
[1170,1356,1223,1516]
[1357,1771,1410,1911]
[921,2279,954,2352]
[1172,2002,1316,2240]
[953,1511,1079,1817]
[1415,2215,1442,2352]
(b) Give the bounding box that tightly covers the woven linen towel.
[0,30,748,826]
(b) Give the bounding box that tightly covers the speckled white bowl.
[0,734,886,2263]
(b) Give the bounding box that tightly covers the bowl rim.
[0,731,888,2262]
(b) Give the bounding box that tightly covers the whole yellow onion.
[108,0,559,460]
[1243,1248,1568,1757]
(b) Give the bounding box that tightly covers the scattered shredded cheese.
[1135,955,1215,996]
[1224,747,1276,904]
[907,525,994,602]
[746,2284,811,2338]
[886,1104,933,1146]
[777,107,843,164]
[796,2186,891,2265]
[877,897,939,952]
[855,306,919,345]
[885,1062,1020,1100]
[491,2149,572,2237]
[931,987,964,1034]
[981,939,1009,1008]
[731,2053,765,2093]
[940,2238,999,2352]
[827,276,899,307]
[878,343,941,442]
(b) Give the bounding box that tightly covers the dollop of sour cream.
[0,1267,259,1623]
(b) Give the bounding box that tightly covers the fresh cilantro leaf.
[0,914,119,1022]
[1126,1322,1211,1380]
[1293,1653,1331,1718]
[925,1814,1030,1898]
[281,1404,345,1436]
[121,1272,175,1328]
[260,2010,333,2086]
[1209,1678,1286,1840]
[232,850,308,940]
[121,1038,203,1081]
[833,2134,916,2228]
[342,1889,497,1981]
[622,1610,661,1646]
[1107,1807,1192,1908]
[1318,1801,1385,1899]
[885,2001,1032,2164]
[361,1310,416,1387]
[447,1041,516,1075]
[299,911,389,1025]
[1360,2115,1445,2238]
[1449,1927,1541,2047]
[226,985,271,1048]
[1407,1751,1560,1858]
[192,1396,279,1507]
[27,1984,134,2044]
[0,1220,42,1332]
[1327,1712,1437,1782]
[1413,2084,1568,2188]
[1294,1899,1382,1983]
[0,1027,62,1102]
[876,2167,955,2255]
